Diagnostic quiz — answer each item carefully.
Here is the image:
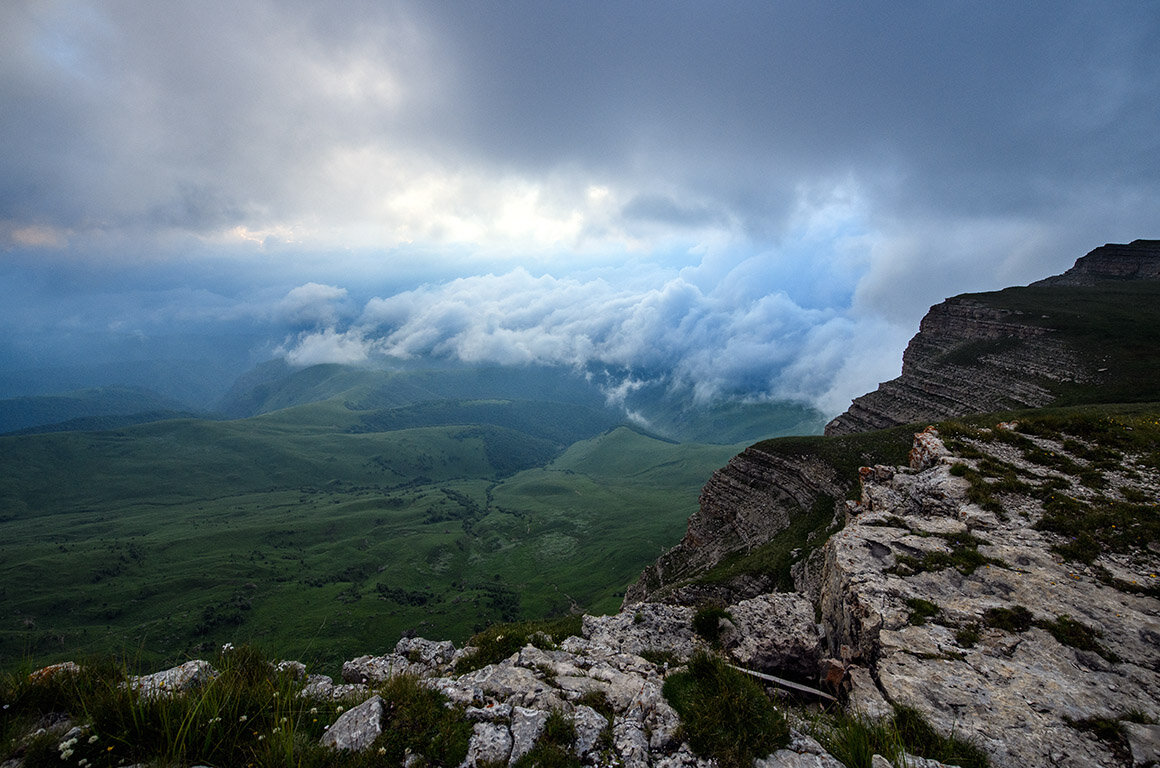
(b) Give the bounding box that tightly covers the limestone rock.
[722,592,822,680]
[582,603,697,659]
[129,660,216,700]
[1124,721,1160,768]
[463,722,512,767]
[757,731,846,768]
[845,666,891,721]
[509,706,548,764]
[319,695,383,752]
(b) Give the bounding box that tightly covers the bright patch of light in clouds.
[1,1,1157,412]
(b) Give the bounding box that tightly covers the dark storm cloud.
[2,1,1158,412]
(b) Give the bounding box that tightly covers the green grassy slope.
[962,280,1160,405]
[0,393,740,675]
[0,387,187,434]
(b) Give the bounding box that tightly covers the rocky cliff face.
[624,448,845,605]
[1033,239,1160,285]
[824,239,1160,436]
[823,297,1085,436]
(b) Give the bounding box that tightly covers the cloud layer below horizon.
[2,1,1158,413]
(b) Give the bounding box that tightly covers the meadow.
[0,392,744,676]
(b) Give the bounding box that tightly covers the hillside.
[824,240,1160,435]
[0,387,189,435]
[0,391,744,674]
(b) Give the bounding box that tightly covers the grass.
[906,598,941,626]
[808,705,989,768]
[662,652,789,768]
[981,605,1033,634]
[511,710,581,768]
[0,411,740,676]
[1035,615,1120,664]
[894,532,1002,577]
[0,645,471,768]
[453,614,584,674]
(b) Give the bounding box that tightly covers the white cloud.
[275,282,349,327]
[283,327,371,367]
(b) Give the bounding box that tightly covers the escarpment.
[823,298,1083,436]
[623,446,848,605]
[1033,238,1160,285]
[825,239,1160,436]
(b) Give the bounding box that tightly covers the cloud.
[282,255,909,414]
[275,282,350,327]
[283,327,371,367]
[1,1,1158,413]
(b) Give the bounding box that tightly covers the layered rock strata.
[624,449,844,605]
[825,239,1160,436]
[823,297,1083,436]
[1033,239,1160,286]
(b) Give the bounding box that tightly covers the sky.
[1,1,1158,413]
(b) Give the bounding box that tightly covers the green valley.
[0,371,781,676]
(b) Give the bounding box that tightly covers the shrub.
[662,652,789,768]
[982,605,1033,633]
[691,606,733,646]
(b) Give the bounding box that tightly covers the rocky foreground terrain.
[10,423,1156,768]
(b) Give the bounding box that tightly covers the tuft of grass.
[1035,615,1120,664]
[808,705,989,768]
[455,614,583,674]
[981,605,1033,634]
[892,705,989,768]
[662,652,789,768]
[691,606,733,646]
[906,598,941,626]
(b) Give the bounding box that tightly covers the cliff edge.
[824,239,1160,436]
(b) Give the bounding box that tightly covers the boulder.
[319,695,383,752]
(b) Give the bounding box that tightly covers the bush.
[662,652,789,768]
[692,606,733,646]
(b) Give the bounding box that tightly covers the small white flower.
[257,735,265,741]
[239,715,248,722]
[335,705,344,713]
[61,749,74,759]
[272,727,280,734]
[88,735,99,744]
[378,747,387,755]
[309,707,318,715]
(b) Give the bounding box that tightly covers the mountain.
[823,240,1160,435]
[620,240,1160,767]
[215,359,828,446]
[0,386,192,435]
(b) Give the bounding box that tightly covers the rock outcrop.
[625,449,845,605]
[824,239,1160,436]
[812,425,1160,767]
[1033,239,1160,286]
